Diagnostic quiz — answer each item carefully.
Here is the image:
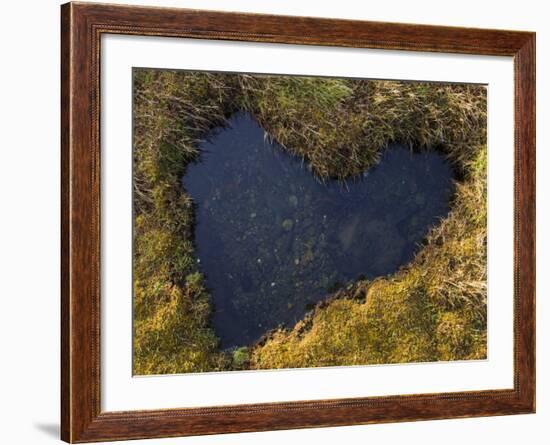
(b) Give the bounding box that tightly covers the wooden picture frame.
[61,2,535,442]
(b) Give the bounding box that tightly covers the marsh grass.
[132,69,487,374]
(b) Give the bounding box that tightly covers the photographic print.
[132,69,487,375]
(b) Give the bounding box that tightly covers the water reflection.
[183,113,453,348]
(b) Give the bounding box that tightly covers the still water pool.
[183,112,454,348]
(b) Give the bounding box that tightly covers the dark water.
[183,112,454,349]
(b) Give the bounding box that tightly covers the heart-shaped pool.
[183,112,454,348]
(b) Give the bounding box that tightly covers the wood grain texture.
[60,3,71,441]
[60,2,536,442]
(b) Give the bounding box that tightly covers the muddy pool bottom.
[182,113,454,350]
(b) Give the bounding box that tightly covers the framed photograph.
[61,2,535,442]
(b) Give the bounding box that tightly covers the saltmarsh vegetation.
[133,68,487,374]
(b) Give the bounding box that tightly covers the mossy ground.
[132,69,487,375]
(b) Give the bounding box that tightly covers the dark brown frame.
[61,2,536,442]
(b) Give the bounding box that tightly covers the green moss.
[231,347,251,369]
[132,69,487,374]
